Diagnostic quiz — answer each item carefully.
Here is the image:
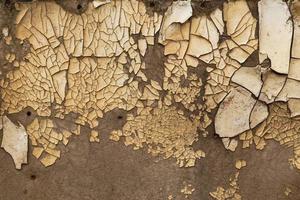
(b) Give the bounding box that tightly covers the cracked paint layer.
[0,0,205,168]
[117,105,205,167]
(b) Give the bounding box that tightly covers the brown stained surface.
[0,0,300,200]
[1,119,300,200]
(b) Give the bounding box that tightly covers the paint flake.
[1,116,28,169]
[215,87,256,138]
[258,0,292,74]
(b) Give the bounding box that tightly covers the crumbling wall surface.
[0,0,300,199]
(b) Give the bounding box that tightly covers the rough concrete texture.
[0,0,300,200]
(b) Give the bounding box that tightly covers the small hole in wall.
[26,111,32,117]
[149,1,155,7]
[117,115,123,120]
[30,174,36,180]
[77,4,82,10]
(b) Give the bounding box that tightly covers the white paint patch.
[1,116,28,169]
[258,0,293,74]
[215,87,256,138]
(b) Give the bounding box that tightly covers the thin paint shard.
[93,0,111,8]
[159,1,192,44]
[222,138,238,152]
[210,8,224,35]
[258,0,293,74]
[1,116,28,169]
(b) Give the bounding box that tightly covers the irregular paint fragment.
[259,70,286,104]
[215,87,256,138]
[93,0,111,8]
[159,1,192,44]
[258,0,292,74]
[235,160,246,169]
[1,116,28,169]
[285,187,292,196]
[89,130,100,143]
[222,138,238,152]
[109,130,122,142]
[180,182,195,198]
[40,154,57,167]
[32,147,44,159]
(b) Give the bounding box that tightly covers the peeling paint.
[1,116,28,169]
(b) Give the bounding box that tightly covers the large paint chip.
[215,87,256,138]
[1,116,28,169]
[258,0,293,74]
